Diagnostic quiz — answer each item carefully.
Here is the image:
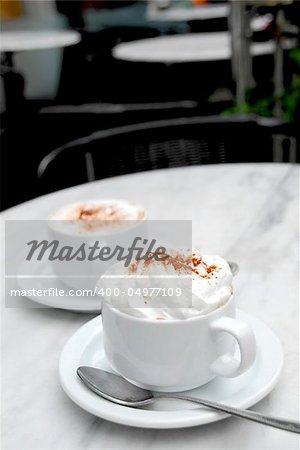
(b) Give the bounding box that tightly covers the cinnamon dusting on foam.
[128,250,220,279]
[51,201,145,232]
[75,204,131,231]
[100,250,233,320]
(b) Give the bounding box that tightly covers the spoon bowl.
[77,367,154,407]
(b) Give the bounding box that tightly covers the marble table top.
[113,32,296,63]
[1,163,299,449]
[0,30,81,53]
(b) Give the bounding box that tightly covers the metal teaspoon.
[77,367,300,434]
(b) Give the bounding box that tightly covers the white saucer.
[59,310,283,429]
[17,259,101,312]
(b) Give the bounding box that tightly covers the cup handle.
[210,317,256,377]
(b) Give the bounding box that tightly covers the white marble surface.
[1,163,299,449]
[113,32,296,63]
[0,30,81,53]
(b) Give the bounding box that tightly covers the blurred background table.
[0,30,81,54]
[147,2,229,22]
[2,163,298,450]
[113,31,296,63]
[0,29,81,115]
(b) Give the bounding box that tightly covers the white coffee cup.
[47,199,146,290]
[101,294,256,392]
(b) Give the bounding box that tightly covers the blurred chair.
[37,99,199,159]
[37,115,295,195]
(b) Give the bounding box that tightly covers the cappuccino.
[47,199,146,290]
[101,249,255,392]
[49,199,145,235]
[100,249,233,320]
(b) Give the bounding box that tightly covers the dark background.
[1,0,299,210]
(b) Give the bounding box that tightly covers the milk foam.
[49,200,145,235]
[100,250,233,320]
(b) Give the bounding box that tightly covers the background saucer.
[17,259,101,312]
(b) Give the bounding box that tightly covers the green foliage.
[222,97,275,118]
[289,48,300,65]
[221,48,300,122]
[281,48,300,122]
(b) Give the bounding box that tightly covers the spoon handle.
[156,395,300,434]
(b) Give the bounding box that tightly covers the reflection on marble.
[1,164,299,449]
